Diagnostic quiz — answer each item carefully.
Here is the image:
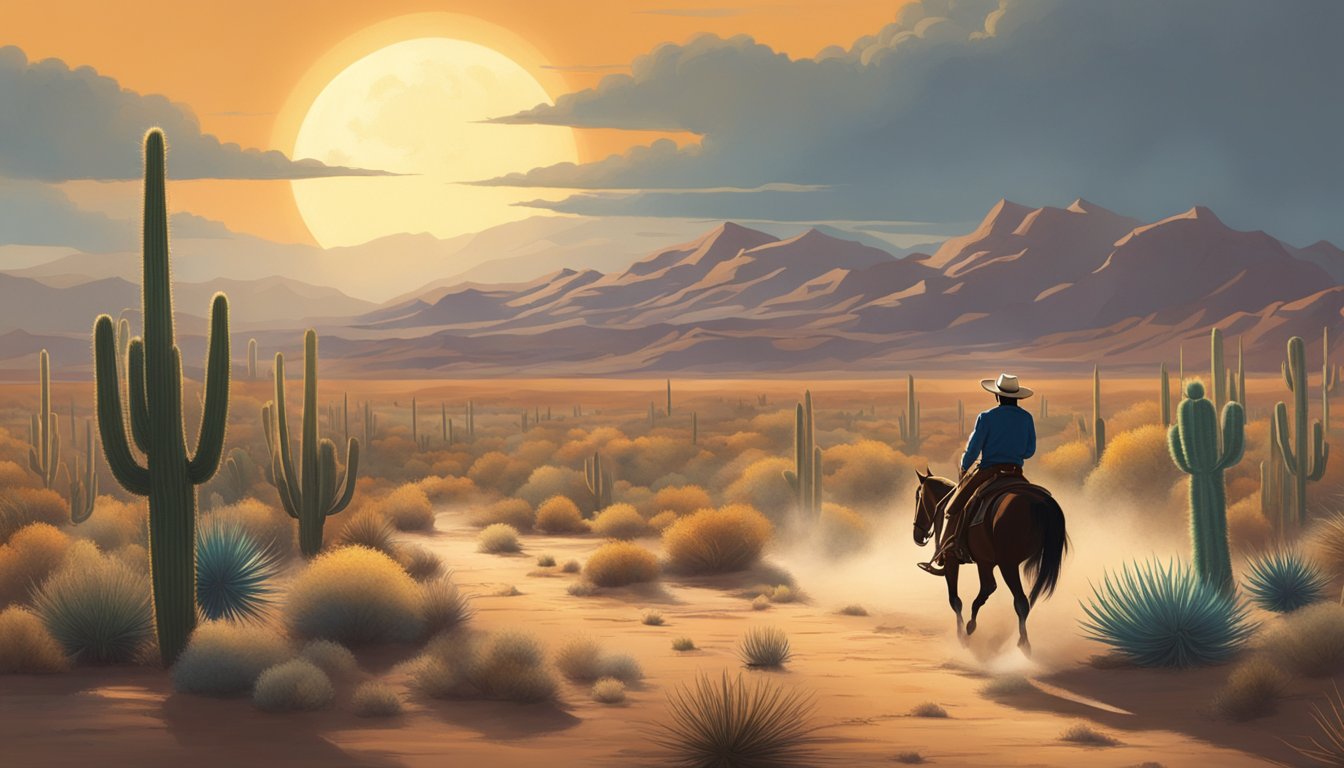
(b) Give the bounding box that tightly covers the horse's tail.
[1024,496,1068,606]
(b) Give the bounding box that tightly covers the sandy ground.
[2,496,1324,768]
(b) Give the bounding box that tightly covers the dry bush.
[554,636,643,683]
[1213,656,1289,721]
[535,496,588,534]
[172,621,292,695]
[1108,400,1162,435]
[417,475,477,504]
[299,639,359,680]
[253,659,334,712]
[338,509,398,557]
[824,440,911,509]
[516,466,588,508]
[1227,474,1260,506]
[1227,496,1272,553]
[112,543,148,572]
[1085,424,1184,512]
[651,485,713,518]
[617,436,701,488]
[585,542,659,587]
[739,626,791,668]
[0,523,71,606]
[648,511,678,532]
[377,485,435,531]
[591,504,651,540]
[724,458,794,522]
[206,498,292,557]
[0,605,69,673]
[1308,513,1344,577]
[1059,723,1119,747]
[413,630,558,703]
[471,498,534,531]
[421,576,472,636]
[397,544,443,581]
[592,677,626,704]
[911,702,948,718]
[1263,602,1344,677]
[561,559,581,574]
[663,505,773,575]
[652,672,820,768]
[285,546,425,645]
[0,460,32,489]
[33,546,153,663]
[0,487,68,543]
[839,604,868,616]
[672,637,697,651]
[71,496,149,551]
[352,681,403,717]
[468,452,532,495]
[819,503,869,556]
[752,595,770,611]
[1036,440,1094,487]
[479,524,522,554]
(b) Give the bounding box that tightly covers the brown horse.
[911,470,1068,653]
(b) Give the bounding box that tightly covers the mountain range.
[1,199,1339,377]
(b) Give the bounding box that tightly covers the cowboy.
[919,373,1036,576]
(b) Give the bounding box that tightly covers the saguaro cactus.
[467,401,475,439]
[247,338,258,380]
[1169,381,1244,592]
[1324,327,1337,434]
[1260,415,1291,532]
[263,330,360,557]
[666,379,672,417]
[899,375,921,451]
[69,420,97,524]
[363,401,377,451]
[1236,337,1247,409]
[89,129,230,666]
[783,390,822,519]
[28,350,61,489]
[1159,363,1171,427]
[1210,328,1226,413]
[1275,336,1329,526]
[1092,365,1107,465]
[584,451,612,515]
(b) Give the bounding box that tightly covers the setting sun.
[291,37,579,248]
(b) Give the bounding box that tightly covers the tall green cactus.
[1275,336,1329,526]
[584,451,612,515]
[1169,380,1244,592]
[28,350,60,489]
[69,419,96,524]
[89,129,230,666]
[1092,365,1106,464]
[263,330,360,557]
[666,379,672,417]
[899,375,921,451]
[1260,415,1291,533]
[1324,327,1337,434]
[363,400,377,451]
[1159,362,1171,427]
[247,338,258,380]
[1210,328,1226,413]
[783,390,821,519]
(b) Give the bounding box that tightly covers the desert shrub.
[642,610,665,626]
[910,702,948,718]
[561,559,581,574]
[824,440,908,509]
[591,504,651,540]
[397,544,443,581]
[414,631,558,703]
[207,498,291,557]
[472,498,534,531]
[1079,558,1255,667]
[0,522,71,606]
[672,637,697,651]
[478,524,522,554]
[113,543,148,572]
[819,503,868,556]
[1060,723,1119,747]
[0,460,30,489]
[652,673,820,768]
[33,549,153,663]
[585,542,660,587]
[752,595,770,611]
[421,576,472,636]
[285,546,424,645]
[536,554,556,568]
[172,621,291,695]
[894,751,925,764]
[1084,425,1182,509]
[981,675,1034,697]
[196,516,282,623]
[1290,685,1344,765]
[724,458,794,521]
[535,496,588,534]
[1309,513,1344,577]
[417,475,476,504]
[553,636,642,683]
[299,639,359,680]
[650,485,713,518]
[568,581,598,597]
[352,681,403,717]
[598,653,643,684]
[769,586,796,604]
[0,488,66,543]
[0,605,69,673]
[516,466,588,508]
[253,659,334,712]
[663,505,773,575]
[1245,549,1329,613]
[647,511,678,532]
[1212,657,1289,721]
[1263,602,1344,677]
[1036,440,1094,487]
[739,626,791,668]
[338,509,398,557]
[378,485,435,531]
[592,677,626,704]
[839,604,868,616]
[467,451,531,496]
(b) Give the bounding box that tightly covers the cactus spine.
[899,375,921,451]
[1092,365,1106,465]
[1275,336,1329,526]
[1325,327,1337,434]
[1169,380,1244,592]
[783,390,821,519]
[89,129,230,666]
[584,452,612,515]
[28,350,61,489]
[1160,363,1171,426]
[263,330,360,558]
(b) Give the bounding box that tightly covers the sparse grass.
[284,546,424,646]
[1290,684,1344,765]
[592,677,627,704]
[252,659,334,712]
[1262,602,1344,677]
[421,577,472,636]
[478,523,522,554]
[172,621,291,695]
[672,637,697,652]
[561,559,581,574]
[535,496,588,534]
[554,636,642,683]
[752,595,770,611]
[663,504,773,575]
[338,509,397,557]
[643,610,665,626]
[585,541,660,587]
[536,554,556,567]
[415,631,559,704]
[591,504,651,540]
[1059,723,1120,747]
[839,604,868,616]
[1212,657,1289,721]
[377,485,435,531]
[352,681,403,717]
[568,581,598,597]
[739,626,791,669]
[32,548,153,663]
[397,544,443,581]
[299,639,359,680]
[495,585,522,597]
[910,702,948,718]
[981,674,1034,697]
[0,605,69,673]
[651,673,820,768]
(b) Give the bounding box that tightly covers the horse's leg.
[1000,563,1032,655]
[965,561,997,636]
[946,562,966,644]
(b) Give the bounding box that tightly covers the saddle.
[965,474,1052,528]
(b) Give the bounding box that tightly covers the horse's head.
[912,467,952,547]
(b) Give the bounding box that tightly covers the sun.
[290,37,578,248]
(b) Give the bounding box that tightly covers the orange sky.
[2,0,906,244]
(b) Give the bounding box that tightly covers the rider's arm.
[1024,415,1037,460]
[961,413,987,473]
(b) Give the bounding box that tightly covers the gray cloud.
[487,1,1344,245]
[0,46,393,181]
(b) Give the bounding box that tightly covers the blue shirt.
[961,404,1037,472]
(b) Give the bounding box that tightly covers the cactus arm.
[186,294,230,484]
[263,403,300,519]
[1274,401,1299,475]
[1168,423,1193,474]
[317,439,338,513]
[1283,360,1294,392]
[782,469,799,492]
[325,438,360,516]
[271,354,303,512]
[92,316,150,495]
[1309,421,1329,482]
[1215,402,1245,471]
[127,338,152,454]
[70,421,97,524]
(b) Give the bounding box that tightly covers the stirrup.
[917,561,947,576]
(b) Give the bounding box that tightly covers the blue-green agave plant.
[196,517,283,622]
[1244,549,1330,614]
[1080,558,1257,668]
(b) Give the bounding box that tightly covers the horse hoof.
[966,620,977,636]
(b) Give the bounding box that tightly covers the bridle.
[913,477,944,547]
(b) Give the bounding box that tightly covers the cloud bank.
[0,46,392,181]
[486,0,1344,244]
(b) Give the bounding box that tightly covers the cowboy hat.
[981,373,1034,399]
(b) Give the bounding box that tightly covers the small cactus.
[27,350,61,489]
[68,419,96,524]
[247,338,258,380]
[1092,365,1107,465]
[585,451,612,515]
[1275,336,1329,526]
[691,411,698,446]
[1211,328,1226,413]
[1169,380,1245,593]
[1160,363,1171,427]
[898,375,921,451]
[782,390,821,520]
